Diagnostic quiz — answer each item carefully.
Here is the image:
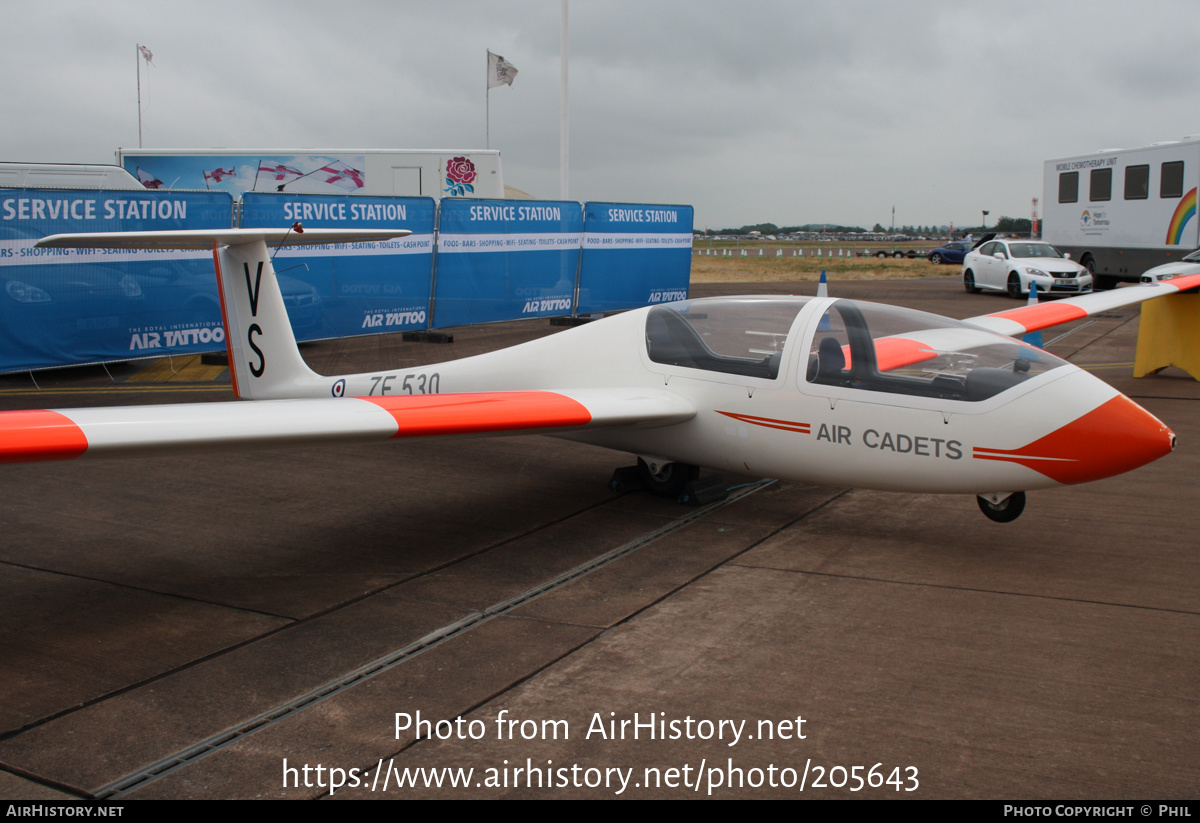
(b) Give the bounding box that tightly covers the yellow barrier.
[1134,292,1200,380]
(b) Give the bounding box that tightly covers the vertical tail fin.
[214,236,322,399]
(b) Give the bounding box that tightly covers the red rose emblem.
[446,157,477,185]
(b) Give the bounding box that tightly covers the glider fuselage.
[300,296,1173,496]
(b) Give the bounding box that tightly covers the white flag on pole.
[487,51,518,89]
[318,160,365,191]
[138,45,154,65]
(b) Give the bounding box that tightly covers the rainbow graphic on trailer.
[1165,187,1197,245]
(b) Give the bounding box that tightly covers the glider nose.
[974,394,1174,486]
[1043,395,1175,485]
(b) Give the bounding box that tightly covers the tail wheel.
[1007,272,1024,299]
[636,458,698,497]
[964,270,980,293]
[978,492,1026,523]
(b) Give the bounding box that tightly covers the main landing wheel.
[637,458,698,497]
[977,492,1026,523]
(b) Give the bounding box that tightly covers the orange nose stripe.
[973,395,1174,484]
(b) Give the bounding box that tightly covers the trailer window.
[1161,161,1184,198]
[1089,168,1112,202]
[1058,172,1078,203]
[1125,165,1150,200]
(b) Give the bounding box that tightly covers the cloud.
[1,0,1195,229]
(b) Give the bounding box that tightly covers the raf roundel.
[332,379,346,398]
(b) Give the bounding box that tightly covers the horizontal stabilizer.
[36,227,413,400]
[35,227,411,250]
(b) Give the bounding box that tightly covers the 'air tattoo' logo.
[444,156,476,198]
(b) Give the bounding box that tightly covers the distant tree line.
[951,217,1035,236]
[707,216,1032,237]
[708,223,870,236]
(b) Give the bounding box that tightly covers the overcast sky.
[3,0,1196,231]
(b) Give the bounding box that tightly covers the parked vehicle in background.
[962,236,1092,297]
[1043,138,1200,289]
[1140,247,1200,282]
[927,241,974,265]
[0,162,144,189]
[857,247,926,258]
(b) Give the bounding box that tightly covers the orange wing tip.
[836,337,939,373]
[972,395,1174,484]
[873,337,940,373]
[363,391,593,437]
[989,302,1089,334]
[0,410,89,464]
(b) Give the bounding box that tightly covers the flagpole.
[560,1,569,200]
[136,44,143,148]
[486,51,490,150]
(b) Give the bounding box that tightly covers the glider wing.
[966,274,1200,337]
[0,388,696,464]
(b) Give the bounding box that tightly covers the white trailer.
[1043,139,1200,288]
[115,148,504,201]
[0,162,144,190]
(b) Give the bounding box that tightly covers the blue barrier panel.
[576,202,694,313]
[0,188,233,372]
[240,193,435,338]
[432,199,583,328]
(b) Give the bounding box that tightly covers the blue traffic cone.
[817,270,832,330]
[1023,282,1044,348]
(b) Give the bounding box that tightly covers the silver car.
[1140,249,1200,283]
[963,238,1093,298]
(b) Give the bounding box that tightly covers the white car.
[962,237,1092,298]
[1140,249,1200,283]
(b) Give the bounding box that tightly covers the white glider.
[4,227,1196,522]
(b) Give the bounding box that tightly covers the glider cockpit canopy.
[645,296,1070,402]
[645,297,807,380]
